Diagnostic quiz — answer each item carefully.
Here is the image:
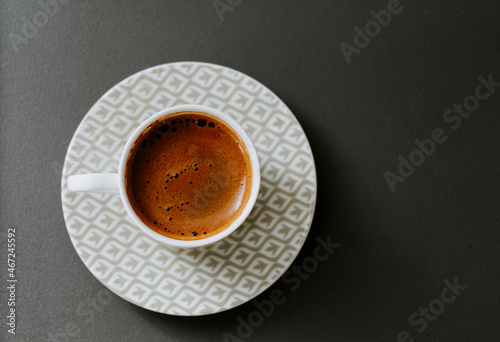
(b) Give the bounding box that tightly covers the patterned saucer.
[61,62,317,315]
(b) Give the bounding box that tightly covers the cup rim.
[117,104,261,248]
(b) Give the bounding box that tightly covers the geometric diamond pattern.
[61,62,317,315]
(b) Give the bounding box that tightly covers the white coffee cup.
[67,105,260,248]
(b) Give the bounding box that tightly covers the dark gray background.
[1,0,499,341]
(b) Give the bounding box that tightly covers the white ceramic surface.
[68,104,261,248]
[61,62,317,315]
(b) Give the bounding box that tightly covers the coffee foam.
[125,111,252,240]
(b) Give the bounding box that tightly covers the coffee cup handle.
[67,174,120,194]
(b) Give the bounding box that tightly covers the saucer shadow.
[125,103,428,339]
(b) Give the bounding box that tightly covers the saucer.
[61,62,317,315]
